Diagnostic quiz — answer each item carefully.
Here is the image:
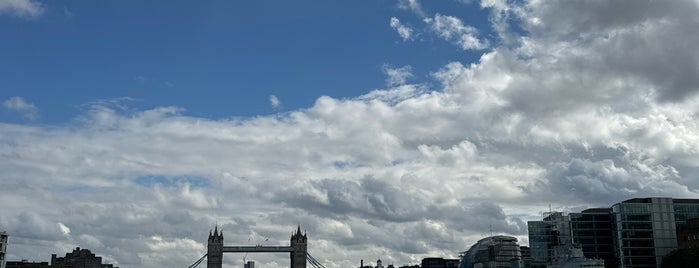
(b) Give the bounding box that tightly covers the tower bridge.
[198,226,315,268]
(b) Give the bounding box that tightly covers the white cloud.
[3,96,39,120]
[389,17,415,41]
[382,64,413,87]
[58,222,71,236]
[429,14,488,50]
[0,0,45,18]
[269,95,282,109]
[4,1,699,267]
[397,0,426,18]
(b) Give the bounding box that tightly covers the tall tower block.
[207,226,223,268]
[290,226,307,268]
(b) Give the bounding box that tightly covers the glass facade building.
[570,208,615,267]
[611,197,699,268]
[527,212,572,268]
[458,236,522,268]
[527,198,699,268]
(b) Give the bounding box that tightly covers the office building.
[528,197,699,268]
[1,231,7,268]
[528,211,606,268]
[611,197,699,268]
[519,246,531,268]
[569,208,615,267]
[528,212,573,267]
[677,218,699,249]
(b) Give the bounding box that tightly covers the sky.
[1,0,699,267]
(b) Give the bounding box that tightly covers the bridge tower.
[208,226,223,268]
[290,226,307,268]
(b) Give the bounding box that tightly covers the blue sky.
[1,0,490,123]
[3,1,699,268]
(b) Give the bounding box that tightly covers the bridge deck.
[222,246,293,253]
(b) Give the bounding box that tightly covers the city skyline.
[3,0,699,267]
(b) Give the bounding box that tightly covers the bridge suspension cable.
[307,253,326,268]
[188,254,207,268]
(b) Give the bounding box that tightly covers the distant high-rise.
[528,212,572,267]
[244,260,255,268]
[1,231,7,268]
[570,208,615,267]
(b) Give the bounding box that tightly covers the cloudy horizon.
[2,0,699,267]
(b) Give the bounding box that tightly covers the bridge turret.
[290,226,307,268]
[207,225,223,268]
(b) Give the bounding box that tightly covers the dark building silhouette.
[420,257,459,268]
[519,246,531,268]
[5,260,50,267]
[570,208,616,267]
[290,226,307,268]
[358,258,395,268]
[677,218,699,249]
[1,231,7,268]
[50,247,117,268]
[207,226,223,268]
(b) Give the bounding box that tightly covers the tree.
[661,247,699,268]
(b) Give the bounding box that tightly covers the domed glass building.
[458,235,522,268]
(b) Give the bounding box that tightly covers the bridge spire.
[208,225,223,268]
[291,226,307,268]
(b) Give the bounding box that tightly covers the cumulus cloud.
[390,17,414,41]
[0,0,44,18]
[3,96,39,120]
[269,95,282,109]
[429,14,488,50]
[4,1,699,267]
[397,0,426,18]
[382,64,413,87]
[0,0,46,19]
